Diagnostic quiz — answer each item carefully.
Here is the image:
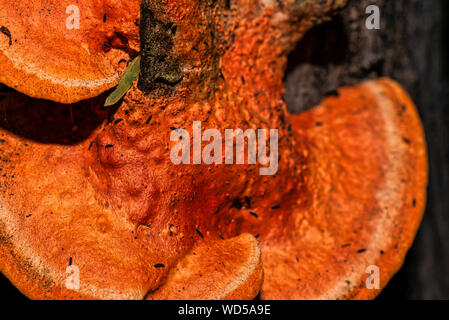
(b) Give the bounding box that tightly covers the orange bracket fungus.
[0,0,141,103]
[0,0,428,300]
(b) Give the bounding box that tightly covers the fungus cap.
[0,0,140,103]
[261,78,428,299]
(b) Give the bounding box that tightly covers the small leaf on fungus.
[104,56,141,107]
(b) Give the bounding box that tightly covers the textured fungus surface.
[0,0,141,103]
[0,0,428,299]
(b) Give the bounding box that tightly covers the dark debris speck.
[244,196,251,208]
[0,26,12,46]
[196,228,204,238]
[249,211,259,218]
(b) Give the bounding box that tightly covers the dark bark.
[138,1,183,95]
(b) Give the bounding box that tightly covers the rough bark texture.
[284,0,449,299]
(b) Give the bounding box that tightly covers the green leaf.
[104,56,141,107]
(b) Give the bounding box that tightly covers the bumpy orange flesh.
[0,0,141,103]
[0,78,427,299]
[262,78,428,299]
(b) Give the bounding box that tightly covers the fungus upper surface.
[0,0,141,103]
